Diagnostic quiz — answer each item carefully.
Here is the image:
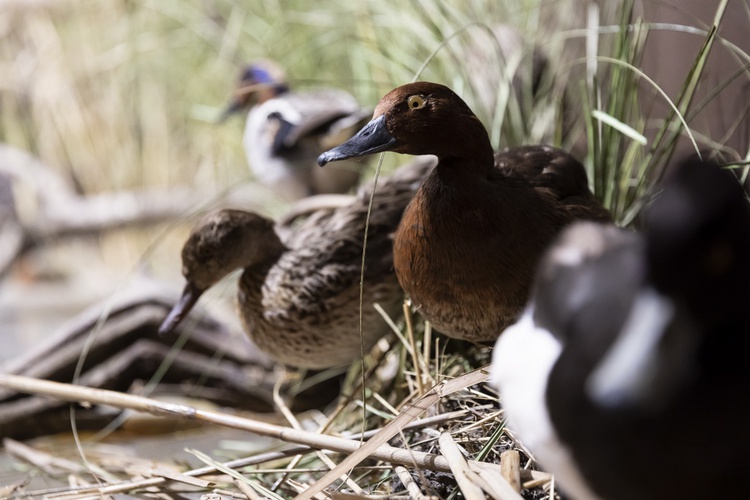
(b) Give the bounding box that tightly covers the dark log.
[0,287,342,440]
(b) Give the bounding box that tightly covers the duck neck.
[237,237,286,301]
[435,149,495,182]
[434,121,494,179]
[245,236,287,275]
[256,84,289,104]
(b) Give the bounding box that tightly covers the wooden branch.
[0,144,277,277]
[0,373,454,473]
[0,371,543,499]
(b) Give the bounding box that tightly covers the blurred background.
[0,0,747,359]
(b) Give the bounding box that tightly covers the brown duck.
[319,81,611,342]
[159,158,434,368]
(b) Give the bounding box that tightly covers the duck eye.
[407,95,426,110]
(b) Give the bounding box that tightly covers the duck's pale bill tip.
[318,114,396,168]
[216,100,243,124]
[317,152,333,167]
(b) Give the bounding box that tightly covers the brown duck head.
[159,209,285,335]
[318,81,493,166]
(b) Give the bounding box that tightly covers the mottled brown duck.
[319,81,611,342]
[159,158,434,368]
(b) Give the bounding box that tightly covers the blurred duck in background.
[220,60,372,200]
[491,156,750,499]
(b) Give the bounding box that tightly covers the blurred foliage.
[0,0,746,221]
[0,0,572,195]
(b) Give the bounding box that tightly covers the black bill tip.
[158,283,205,336]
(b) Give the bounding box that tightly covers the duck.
[318,81,610,342]
[220,60,372,201]
[490,156,750,499]
[159,157,435,369]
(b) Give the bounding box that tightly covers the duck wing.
[268,156,434,307]
[495,145,611,223]
[266,90,371,155]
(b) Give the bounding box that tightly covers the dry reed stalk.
[0,373,458,473]
[293,367,489,500]
[500,450,521,492]
[402,302,425,397]
[272,378,366,495]
[234,478,263,500]
[394,465,431,500]
[438,432,486,500]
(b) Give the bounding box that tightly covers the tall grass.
[580,0,746,224]
[0,0,555,192]
[1,0,747,250]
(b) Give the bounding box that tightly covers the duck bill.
[216,99,244,124]
[317,114,396,166]
[158,283,205,335]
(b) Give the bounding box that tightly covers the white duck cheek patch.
[492,309,600,500]
[491,308,562,449]
[585,287,674,409]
